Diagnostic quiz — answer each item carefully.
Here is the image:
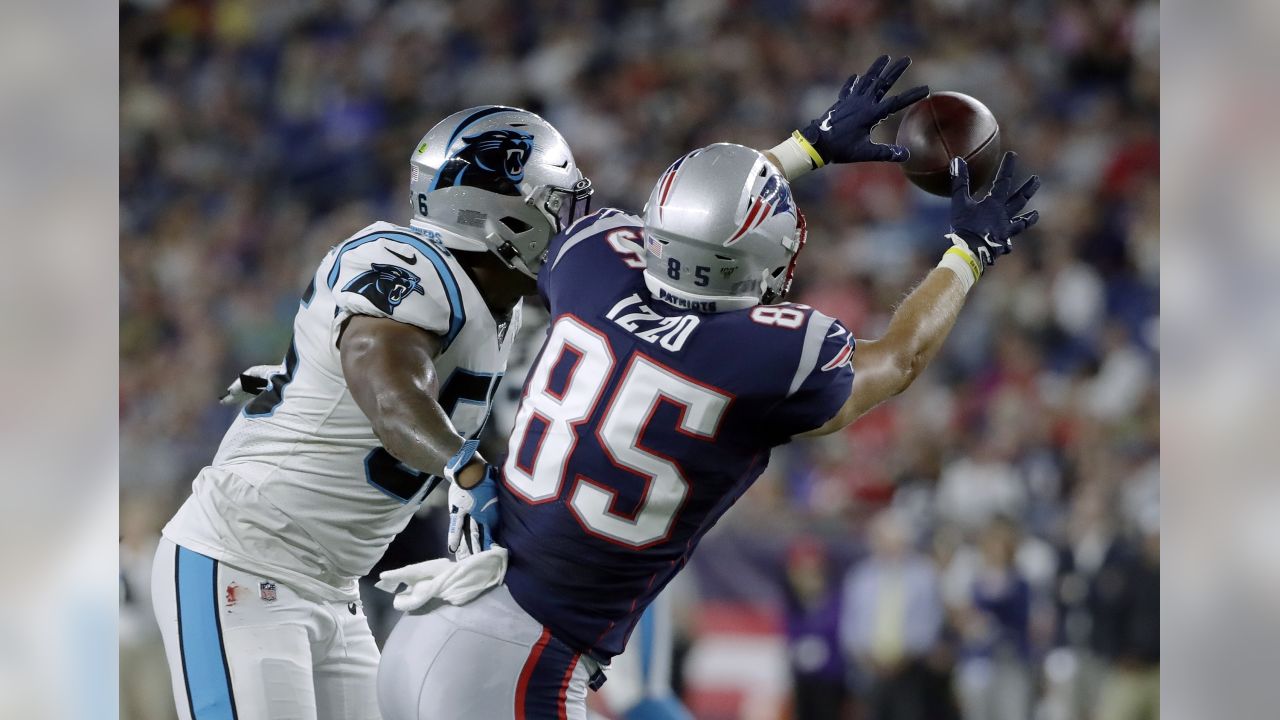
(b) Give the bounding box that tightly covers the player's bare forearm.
[877,266,968,388]
[800,267,967,436]
[339,314,482,478]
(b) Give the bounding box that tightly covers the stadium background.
[119,1,1159,719]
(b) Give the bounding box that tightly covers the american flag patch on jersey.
[259,581,277,602]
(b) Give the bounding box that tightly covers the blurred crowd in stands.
[121,0,1159,718]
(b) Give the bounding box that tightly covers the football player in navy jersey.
[376,58,1039,720]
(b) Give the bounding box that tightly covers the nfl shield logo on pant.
[259,581,277,602]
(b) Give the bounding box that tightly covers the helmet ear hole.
[499,217,532,233]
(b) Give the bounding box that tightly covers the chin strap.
[485,223,542,280]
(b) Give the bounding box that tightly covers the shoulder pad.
[329,227,469,350]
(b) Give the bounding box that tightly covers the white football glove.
[373,547,508,612]
[218,364,284,405]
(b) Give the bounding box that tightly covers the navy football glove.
[799,55,929,165]
[447,464,501,557]
[947,152,1041,270]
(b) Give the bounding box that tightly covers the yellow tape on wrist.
[945,246,982,282]
[791,130,825,169]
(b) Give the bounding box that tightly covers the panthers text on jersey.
[164,221,518,602]
[497,209,854,661]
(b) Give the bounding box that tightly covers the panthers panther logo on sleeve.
[432,129,534,196]
[342,263,426,314]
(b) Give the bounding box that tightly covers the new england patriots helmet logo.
[725,171,797,247]
[342,263,425,314]
[758,173,794,217]
[432,129,534,196]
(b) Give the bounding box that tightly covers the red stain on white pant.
[226,582,242,607]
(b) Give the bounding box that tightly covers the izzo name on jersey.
[604,293,700,352]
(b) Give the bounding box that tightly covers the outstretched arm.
[801,152,1041,436]
[813,267,969,433]
[763,55,929,180]
[339,315,486,488]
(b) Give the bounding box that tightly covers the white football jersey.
[164,221,520,602]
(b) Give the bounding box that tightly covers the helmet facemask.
[531,178,594,236]
[487,177,595,278]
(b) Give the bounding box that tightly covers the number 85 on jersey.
[503,316,730,548]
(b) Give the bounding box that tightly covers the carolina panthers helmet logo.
[433,129,534,196]
[342,263,425,314]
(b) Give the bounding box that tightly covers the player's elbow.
[831,340,923,432]
[865,328,927,399]
[373,423,418,468]
[364,389,412,439]
[887,347,924,397]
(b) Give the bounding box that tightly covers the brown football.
[896,91,1001,197]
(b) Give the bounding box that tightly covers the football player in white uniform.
[151,106,593,720]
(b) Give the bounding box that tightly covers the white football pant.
[377,585,593,720]
[151,538,381,720]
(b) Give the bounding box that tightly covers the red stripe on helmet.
[659,168,678,206]
[755,201,774,230]
[725,197,764,246]
[657,165,681,219]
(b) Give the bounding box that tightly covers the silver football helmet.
[409,105,593,278]
[642,143,807,311]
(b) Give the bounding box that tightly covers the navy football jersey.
[498,209,855,661]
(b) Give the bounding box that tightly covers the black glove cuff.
[239,373,269,394]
